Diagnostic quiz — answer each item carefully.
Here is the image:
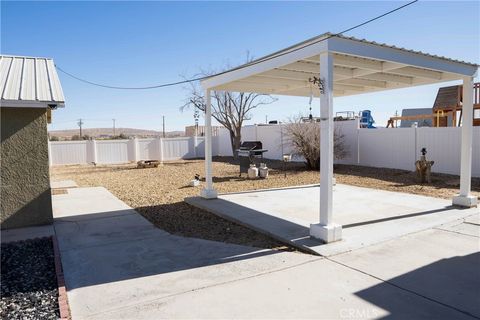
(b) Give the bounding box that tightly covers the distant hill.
[48,127,184,140]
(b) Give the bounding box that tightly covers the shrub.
[284,119,348,170]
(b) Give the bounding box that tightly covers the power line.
[55,0,418,90]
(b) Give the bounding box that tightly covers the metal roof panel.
[21,58,36,100]
[46,59,65,102]
[0,55,65,106]
[3,57,23,100]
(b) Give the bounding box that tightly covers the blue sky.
[2,1,479,132]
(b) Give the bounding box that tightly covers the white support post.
[453,77,478,207]
[310,52,342,243]
[201,89,218,199]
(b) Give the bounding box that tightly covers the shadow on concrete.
[354,252,480,319]
[184,196,321,254]
[343,205,458,228]
[186,191,475,257]
[55,209,284,290]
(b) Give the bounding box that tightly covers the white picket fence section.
[49,121,480,177]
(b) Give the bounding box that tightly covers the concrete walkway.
[51,186,479,319]
[186,184,479,255]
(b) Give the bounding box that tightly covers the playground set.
[386,82,480,128]
[334,110,376,128]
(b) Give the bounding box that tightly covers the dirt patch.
[50,157,479,248]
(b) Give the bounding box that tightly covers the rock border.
[51,236,71,320]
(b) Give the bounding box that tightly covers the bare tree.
[181,61,277,158]
[284,116,348,170]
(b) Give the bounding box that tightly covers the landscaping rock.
[1,238,59,320]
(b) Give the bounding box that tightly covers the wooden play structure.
[386,82,480,128]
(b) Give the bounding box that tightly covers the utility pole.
[265,115,268,124]
[77,118,83,138]
[162,115,165,138]
[112,119,116,137]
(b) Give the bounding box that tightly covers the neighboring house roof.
[0,55,65,108]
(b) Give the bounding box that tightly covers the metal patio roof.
[201,33,479,97]
[0,55,65,108]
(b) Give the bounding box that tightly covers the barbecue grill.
[237,141,268,176]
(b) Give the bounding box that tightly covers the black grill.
[237,141,268,175]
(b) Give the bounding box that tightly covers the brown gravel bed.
[50,157,479,249]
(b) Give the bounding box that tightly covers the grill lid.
[240,141,263,150]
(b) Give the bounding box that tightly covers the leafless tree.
[284,116,348,170]
[181,60,277,158]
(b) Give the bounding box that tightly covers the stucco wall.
[1,107,53,229]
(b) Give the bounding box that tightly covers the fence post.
[88,139,98,164]
[130,137,139,162]
[414,126,418,164]
[48,140,53,166]
[158,137,164,163]
[356,128,360,164]
[193,135,198,158]
[215,135,220,157]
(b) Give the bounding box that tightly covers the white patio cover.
[200,33,478,242]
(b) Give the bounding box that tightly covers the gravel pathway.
[1,238,59,320]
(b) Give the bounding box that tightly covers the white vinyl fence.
[48,136,211,166]
[216,120,480,177]
[49,121,480,177]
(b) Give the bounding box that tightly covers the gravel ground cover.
[50,157,479,248]
[1,238,59,320]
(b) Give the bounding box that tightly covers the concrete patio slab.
[51,179,78,189]
[1,224,54,243]
[186,184,479,256]
[52,186,479,319]
[89,251,476,320]
[53,187,133,221]
[54,212,161,252]
[436,219,480,237]
[465,214,480,225]
[331,221,480,318]
[52,187,316,319]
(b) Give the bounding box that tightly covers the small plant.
[284,117,348,170]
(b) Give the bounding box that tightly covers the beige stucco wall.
[1,107,53,229]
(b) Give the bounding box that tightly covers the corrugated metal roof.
[330,33,478,67]
[213,32,478,78]
[0,55,65,107]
